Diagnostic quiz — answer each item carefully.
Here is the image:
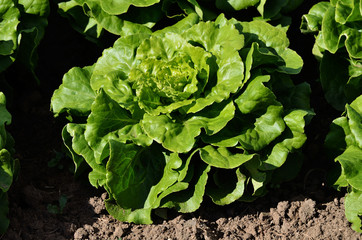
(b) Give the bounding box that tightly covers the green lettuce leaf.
[345,190,362,233]
[51,66,96,116]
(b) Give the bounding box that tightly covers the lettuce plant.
[302,1,362,232]
[301,0,362,111]
[0,0,49,74]
[56,0,201,41]
[57,0,304,43]
[325,95,362,233]
[51,13,312,224]
[0,92,18,234]
[182,0,304,21]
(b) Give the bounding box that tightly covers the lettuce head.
[51,13,312,224]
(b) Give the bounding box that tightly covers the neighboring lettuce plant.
[0,92,18,234]
[0,0,49,74]
[57,0,191,42]
[57,0,304,42]
[301,0,362,111]
[182,0,304,22]
[325,95,362,233]
[51,13,313,224]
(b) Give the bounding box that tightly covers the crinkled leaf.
[62,125,87,175]
[242,43,284,82]
[235,75,279,114]
[51,66,96,116]
[236,20,289,51]
[257,0,288,19]
[236,20,303,74]
[18,0,49,16]
[106,141,164,211]
[203,104,285,150]
[132,33,210,115]
[345,190,362,233]
[65,123,107,188]
[300,2,330,33]
[0,2,20,56]
[244,157,266,196]
[336,145,362,191]
[200,145,256,169]
[207,167,247,205]
[350,94,362,114]
[142,100,236,153]
[141,114,201,153]
[335,0,362,24]
[234,105,285,151]
[321,6,362,59]
[183,16,244,113]
[105,198,153,224]
[261,110,310,170]
[84,90,147,162]
[59,0,152,38]
[187,100,235,135]
[161,161,211,213]
[346,104,362,149]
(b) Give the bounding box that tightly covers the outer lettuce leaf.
[63,123,107,188]
[345,190,362,233]
[199,145,256,169]
[51,66,96,116]
[206,167,247,205]
[52,14,312,224]
[160,160,211,213]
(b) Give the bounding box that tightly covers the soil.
[1,1,362,240]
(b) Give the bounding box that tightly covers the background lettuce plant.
[301,0,362,111]
[177,0,304,22]
[0,0,49,75]
[302,0,362,232]
[0,92,18,234]
[56,0,205,42]
[56,0,304,44]
[51,13,313,224]
[325,95,362,233]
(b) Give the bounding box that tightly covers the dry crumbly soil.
[1,1,362,239]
